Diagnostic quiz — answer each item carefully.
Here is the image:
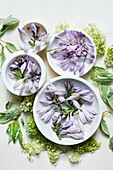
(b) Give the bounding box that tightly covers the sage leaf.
[18,129,24,148]
[5,42,18,53]
[5,100,15,111]
[0,45,6,67]
[92,77,113,84]
[0,108,20,124]
[0,16,19,36]
[93,66,113,77]
[99,85,109,104]
[109,136,113,151]
[6,123,13,143]
[12,119,20,143]
[107,87,113,109]
[101,116,110,137]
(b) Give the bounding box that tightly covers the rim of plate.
[47,29,96,77]
[33,75,102,145]
[1,50,46,96]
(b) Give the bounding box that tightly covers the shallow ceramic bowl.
[18,21,49,52]
[1,50,46,96]
[47,30,96,77]
[33,76,102,145]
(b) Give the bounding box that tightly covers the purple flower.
[31,23,37,36]
[80,94,94,104]
[40,106,55,123]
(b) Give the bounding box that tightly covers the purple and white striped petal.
[31,23,37,36]
[20,62,27,74]
[18,28,27,35]
[78,110,87,124]
[41,106,55,123]
[13,79,24,89]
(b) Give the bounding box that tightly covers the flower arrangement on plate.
[18,22,51,53]
[33,76,102,145]
[1,51,46,96]
[47,29,96,76]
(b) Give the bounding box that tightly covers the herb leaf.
[99,85,109,104]
[109,136,113,151]
[0,108,20,124]
[6,123,13,143]
[101,116,110,137]
[5,100,15,111]
[5,42,18,53]
[18,128,24,148]
[12,119,20,143]
[92,77,113,84]
[0,44,6,67]
[107,87,113,109]
[93,66,113,77]
[0,16,19,36]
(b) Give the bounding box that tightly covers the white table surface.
[0,0,113,169]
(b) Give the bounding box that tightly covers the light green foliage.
[109,136,113,151]
[55,21,69,33]
[101,112,110,137]
[20,96,34,113]
[23,142,41,159]
[25,115,40,140]
[5,42,18,53]
[69,153,81,163]
[105,45,113,67]
[83,24,106,56]
[0,108,20,123]
[69,138,101,163]
[0,44,6,67]
[0,16,19,36]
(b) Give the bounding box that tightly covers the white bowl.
[47,29,96,77]
[1,50,46,96]
[18,21,49,52]
[33,76,102,145]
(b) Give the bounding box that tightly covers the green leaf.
[5,42,18,53]
[12,119,20,143]
[99,85,109,104]
[93,66,113,77]
[92,77,113,84]
[6,123,13,143]
[101,116,110,137]
[0,108,20,124]
[5,100,15,111]
[109,136,113,151]
[107,87,113,109]
[0,16,19,36]
[0,44,6,67]
[18,129,24,148]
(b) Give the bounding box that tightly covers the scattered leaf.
[12,119,20,143]
[101,116,110,137]
[99,85,109,104]
[6,123,13,143]
[107,87,113,109]
[5,42,18,53]
[5,100,15,111]
[0,44,6,67]
[0,108,20,124]
[93,66,113,77]
[109,136,113,151]
[0,16,19,36]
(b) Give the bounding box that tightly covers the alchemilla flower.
[9,55,41,95]
[18,23,51,53]
[51,29,95,76]
[37,81,97,140]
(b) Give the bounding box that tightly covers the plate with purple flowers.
[1,50,46,96]
[33,76,102,145]
[18,21,51,53]
[47,29,96,77]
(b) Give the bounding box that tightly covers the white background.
[0,0,113,169]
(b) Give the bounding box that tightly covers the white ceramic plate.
[33,76,102,145]
[1,50,46,96]
[47,30,96,77]
[18,21,49,52]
